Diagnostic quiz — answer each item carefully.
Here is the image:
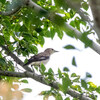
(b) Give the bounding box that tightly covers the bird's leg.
[31,65,35,73]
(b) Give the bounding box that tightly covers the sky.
[20,34,100,100]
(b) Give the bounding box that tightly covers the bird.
[23,48,58,67]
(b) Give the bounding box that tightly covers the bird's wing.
[23,53,49,66]
[29,55,49,62]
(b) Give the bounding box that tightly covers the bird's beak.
[54,50,59,52]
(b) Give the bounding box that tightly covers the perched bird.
[23,48,58,66]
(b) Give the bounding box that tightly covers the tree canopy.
[0,0,100,100]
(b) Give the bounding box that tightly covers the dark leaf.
[50,27,55,39]
[96,86,100,94]
[55,93,63,100]
[56,28,63,39]
[86,72,92,78]
[63,67,70,72]
[58,68,62,78]
[48,68,54,75]
[38,35,44,46]
[70,20,75,27]
[81,79,87,89]
[61,77,68,94]
[64,97,70,100]
[82,2,88,11]
[20,79,28,83]
[0,58,7,66]
[72,56,77,67]
[73,77,80,82]
[41,63,46,73]
[61,74,71,94]
[0,0,6,4]
[0,35,5,45]
[71,73,77,77]
[64,45,76,50]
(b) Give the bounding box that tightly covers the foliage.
[39,66,99,100]
[0,0,99,100]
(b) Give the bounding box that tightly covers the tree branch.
[67,89,92,100]
[0,5,21,16]
[0,70,59,89]
[24,0,48,15]
[1,45,32,72]
[0,70,92,100]
[89,0,100,40]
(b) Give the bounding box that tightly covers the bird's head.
[44,48,58,55]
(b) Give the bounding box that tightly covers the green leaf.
[65,97,70,100]
[65,13,71,19]
[61,74,71,94]
[64,45,76,50]
[61,77,68,94]
[52,14,65,27]
[63,67,70,72]
[0,35,5,45]
[86,72,92,78]
[55,93,63,100]
[81,32,92,48]
[82,2,88,11]
[71,85,82,92]
[48,68,54,75]
[19,25,28,32]
[58,68,62,78]
[71,73,77,77]
[88,82,97,91]
[96,86,100,94]
[70,21,75,27]
[38,35,44,46]
[81,79,87,89]
[73,77,80,82]
[0,58,7,66]
[56,29,63,39]
[20,79,28,84]
[3,19,11,28]
[21,88,32,93]
[54,0,68,10]
[23,17,31,30]
[14,24,21,32]
[4,32,10,42]
[28,45,38,54]
[41,63,46,73]
[8,45,15,51]
[50,27,55,39]
[0,0,6,4]
[72,57,77,67]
